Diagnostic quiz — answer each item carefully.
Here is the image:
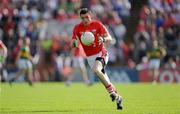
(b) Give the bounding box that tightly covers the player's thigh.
[149,59,160,69]
[72,56,86,68]
[18,59,32,71]
[93,60,103,72]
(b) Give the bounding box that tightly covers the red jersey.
[72,20,108,56]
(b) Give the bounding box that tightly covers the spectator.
[9,37,33,86]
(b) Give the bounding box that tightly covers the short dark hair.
[79,8,90,15]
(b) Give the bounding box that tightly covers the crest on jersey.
[91,29,96,34]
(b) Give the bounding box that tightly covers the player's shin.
[93,68,110,86]
[101,69,117,94]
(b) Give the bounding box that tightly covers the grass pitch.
[0,82,180,114]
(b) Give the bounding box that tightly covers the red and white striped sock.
[105,84,117,94]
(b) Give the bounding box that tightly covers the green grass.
[0,82,180,114]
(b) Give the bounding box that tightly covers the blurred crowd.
[0,0,179,82]
[132,0,180,70]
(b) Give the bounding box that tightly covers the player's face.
[80,13,91,25]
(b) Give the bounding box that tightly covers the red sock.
[106,84,117,94]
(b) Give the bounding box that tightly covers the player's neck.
[83,22,90,26]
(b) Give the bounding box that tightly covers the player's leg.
[66,66,89,86]
[78,57,91,85]
[65,71,74,86]
[64,56,73,86]
[92,57,123,110]
[26,70,33,86]
[92,60,110,86]
[9,59,25,84]
[92,59,118,94]
[26,62,33,86]
[149,59,160,84]
[9,69,26,84]
[79,66,91,85]
[22,60,34,86]
[66,57,78,85]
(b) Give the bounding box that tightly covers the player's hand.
[98,34,105,46]
[71,39,78,48]
[73,40,78,47]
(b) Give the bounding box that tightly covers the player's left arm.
[98,23,112,46]
[102,32,112,44]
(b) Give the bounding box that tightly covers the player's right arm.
[71,25,79,48]
[97,22,112,47]
[71,37,79,48]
